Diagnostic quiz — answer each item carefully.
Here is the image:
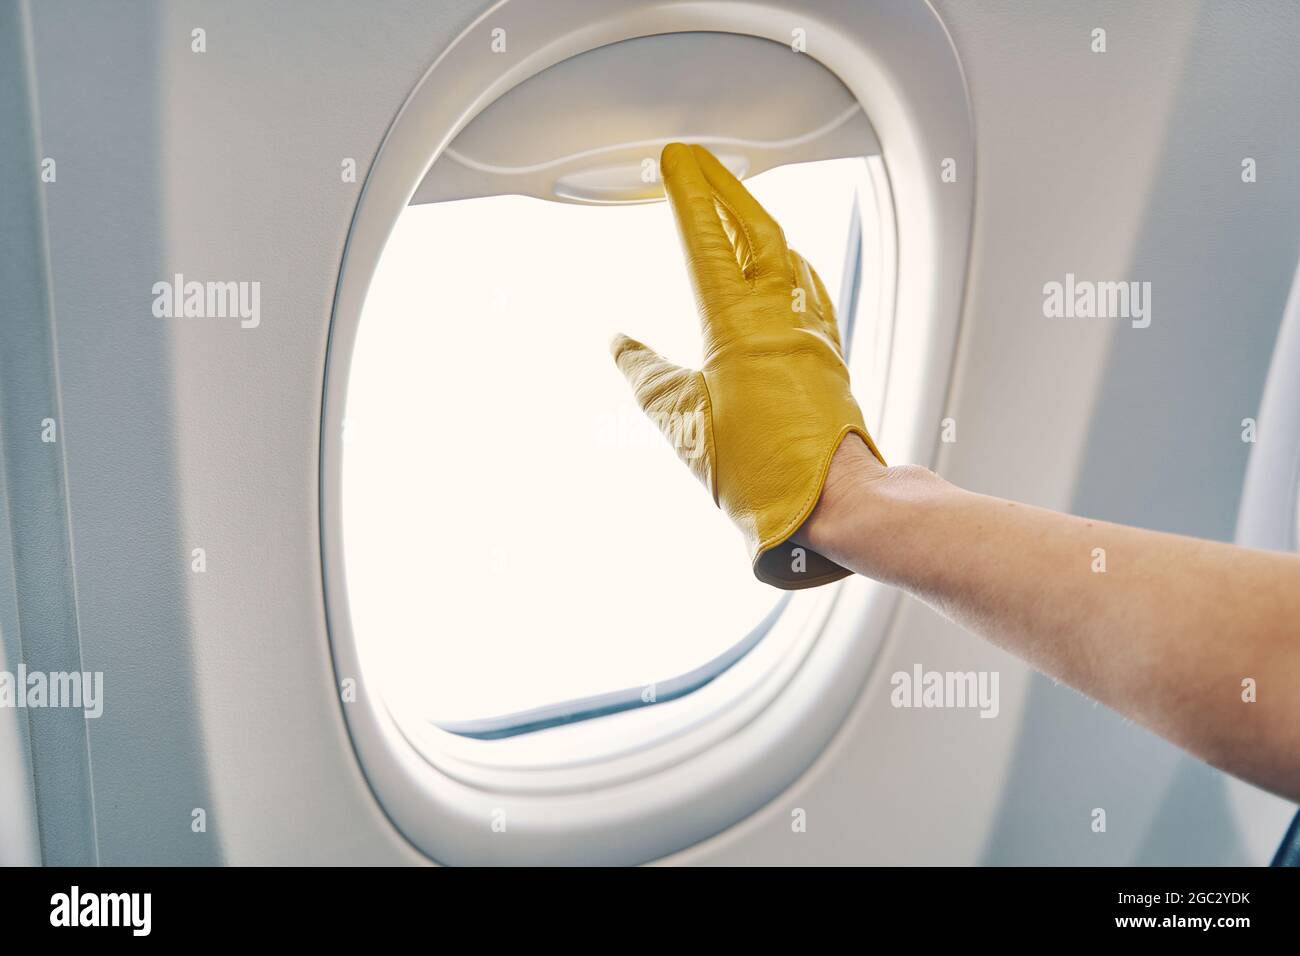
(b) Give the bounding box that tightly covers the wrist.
[794,434,882,552]
[794,435,942,572]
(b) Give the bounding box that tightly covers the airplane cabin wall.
[7,0,1299,864]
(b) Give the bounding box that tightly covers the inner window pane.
[343,157,870,723]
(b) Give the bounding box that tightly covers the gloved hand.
[611,143,885,589]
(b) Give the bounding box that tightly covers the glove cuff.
[750,424,885,590]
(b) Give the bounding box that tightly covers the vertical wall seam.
[0,0,99,866]
[18,0,101,866]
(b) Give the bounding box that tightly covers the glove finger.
[690,145,790,287]
[660,144,747,309]
[790,248,844,356]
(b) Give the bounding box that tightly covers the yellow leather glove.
[611,143,885,590]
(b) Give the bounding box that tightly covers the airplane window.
[342,157,877,731]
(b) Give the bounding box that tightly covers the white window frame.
[321,0,974,865]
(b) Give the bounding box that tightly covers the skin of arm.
[795,434,1300,803]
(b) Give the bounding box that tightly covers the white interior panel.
[8,0,1300,865]
[413,31,878,205]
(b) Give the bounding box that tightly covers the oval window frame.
[321,0,974,866]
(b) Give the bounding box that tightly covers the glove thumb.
[610,333,715,497]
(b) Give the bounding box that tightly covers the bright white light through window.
[343,158,874,725]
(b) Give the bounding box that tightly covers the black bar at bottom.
[0,865,1292,941]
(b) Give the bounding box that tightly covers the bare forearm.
[798,436,1300,800]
